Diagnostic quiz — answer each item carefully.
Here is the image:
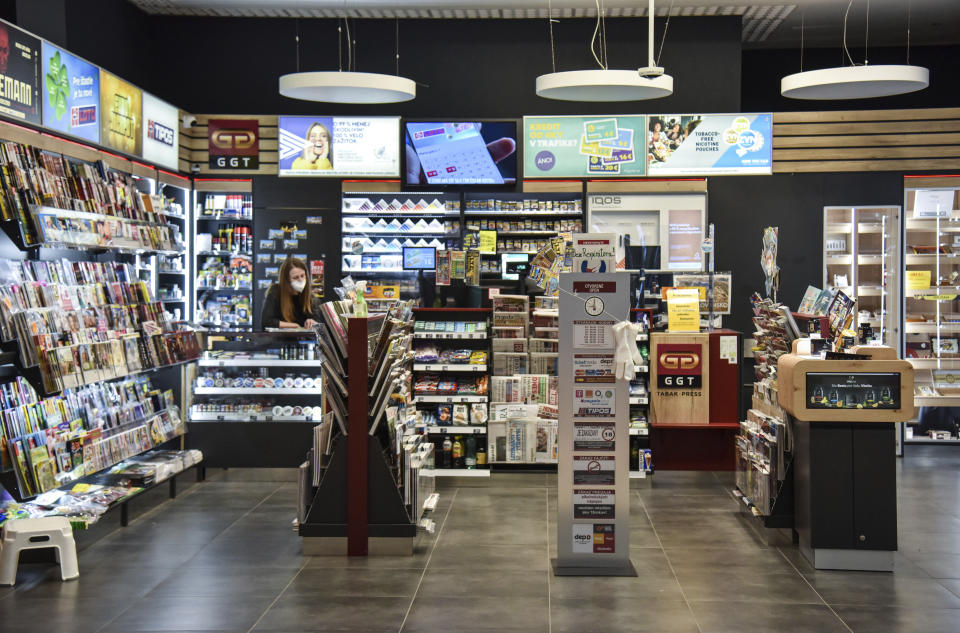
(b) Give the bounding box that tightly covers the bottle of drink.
[630,438,640,471]
[452,435,465,469]
[442,436,453,469]
[465,435,477,469]
[476,438,487,468]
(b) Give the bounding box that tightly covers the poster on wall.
[278,116,399,177]
[647,113,772,176]
[99,70,142,155]
[523,115,647,178]
[40,42,98,143]
[141,92,179,170]
[0,21,41,124]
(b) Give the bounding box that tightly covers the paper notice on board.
[573,386,616,418]
[666,288,701,332]
[573,489,616,520]
[573,321,613,348]
[573,354,616,383]
[720,335,738,365]
[572,456,616,485]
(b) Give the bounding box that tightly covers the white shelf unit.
[822,206,901,348]
[903,183,960,420]
[422,468,490,478]
[194,387,323,395]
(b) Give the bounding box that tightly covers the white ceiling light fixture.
[781,0,928,100]
[535,0,673,102]
[279,16,416,103]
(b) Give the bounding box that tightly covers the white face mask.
[290,279,306,294]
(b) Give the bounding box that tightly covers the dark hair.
[278,257,312,322]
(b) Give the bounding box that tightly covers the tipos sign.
[208,119,259,169]
[657,343,702,389]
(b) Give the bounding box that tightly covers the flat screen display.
[501,253,529,281]
[405,121,517,186]
[805,372,901,410]
[402,246,436,270]
[278,116,400,177]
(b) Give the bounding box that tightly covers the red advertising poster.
[208,118,259,169]
[0,21,41,124]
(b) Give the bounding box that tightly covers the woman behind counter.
[261,257,319,328]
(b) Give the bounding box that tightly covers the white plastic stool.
[0,517,79,585]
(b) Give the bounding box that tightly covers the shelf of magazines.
[24,205,186,255]
[0,373,186,502]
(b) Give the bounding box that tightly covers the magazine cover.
[797,285,821,314]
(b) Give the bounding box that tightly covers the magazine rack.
[299,316,417,556]
[778,345,913,571]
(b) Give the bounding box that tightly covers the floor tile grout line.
[397,486,460,633]
[775,547,856,633]
[90,482,287,633]
[246,557,311,633]
[546,486,552,633]
[636,488,705,633]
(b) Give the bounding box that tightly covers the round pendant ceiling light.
[536,0,673,102]
[781,1,929,100]
[781,65,928,100]
[279,71,416,104]
[536,69,673,102]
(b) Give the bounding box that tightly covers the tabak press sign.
[657,343,702,389]
[208,118,259,169]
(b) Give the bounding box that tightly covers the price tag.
[441,365,450,372]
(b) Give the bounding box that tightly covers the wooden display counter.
[777,345,913,571]
[649,330,741,470]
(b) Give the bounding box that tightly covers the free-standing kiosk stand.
[554,272,636,577]
[778,344,913,571]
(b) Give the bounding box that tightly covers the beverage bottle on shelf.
[441,436,453,468]
[630,438,640,471]
[476,439,487,467]
[465,435,477,469]
[452,435,464,469]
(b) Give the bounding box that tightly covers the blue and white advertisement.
[278,116,399,177]
[141,92,179,170]
[646,113,772,176]
[41,42,99,144]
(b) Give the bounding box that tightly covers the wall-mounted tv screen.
[278,116,400,177]
[402,246,437,270]
[405,121,517,186]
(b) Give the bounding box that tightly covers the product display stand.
[300,316,417,556]
[554,272,636,577]
[778,344,913,571]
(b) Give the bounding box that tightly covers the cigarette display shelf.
[902,180,960,427]
[341,191,462,280]
[186,330,323,468]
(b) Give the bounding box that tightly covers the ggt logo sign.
[208,118,260,169]
[657,344,702,389]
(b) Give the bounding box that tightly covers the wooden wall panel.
[773,108,960,173]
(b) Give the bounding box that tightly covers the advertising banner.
[141,92,179,170]
[278,116,399,177]
[41,42,98,143]
[647,113,772,176]
[208,118,259,169]
[0,21,41,124]
[100,70,142,155]
[523,115,647,178]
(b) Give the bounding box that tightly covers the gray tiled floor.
[2,447,960,632]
